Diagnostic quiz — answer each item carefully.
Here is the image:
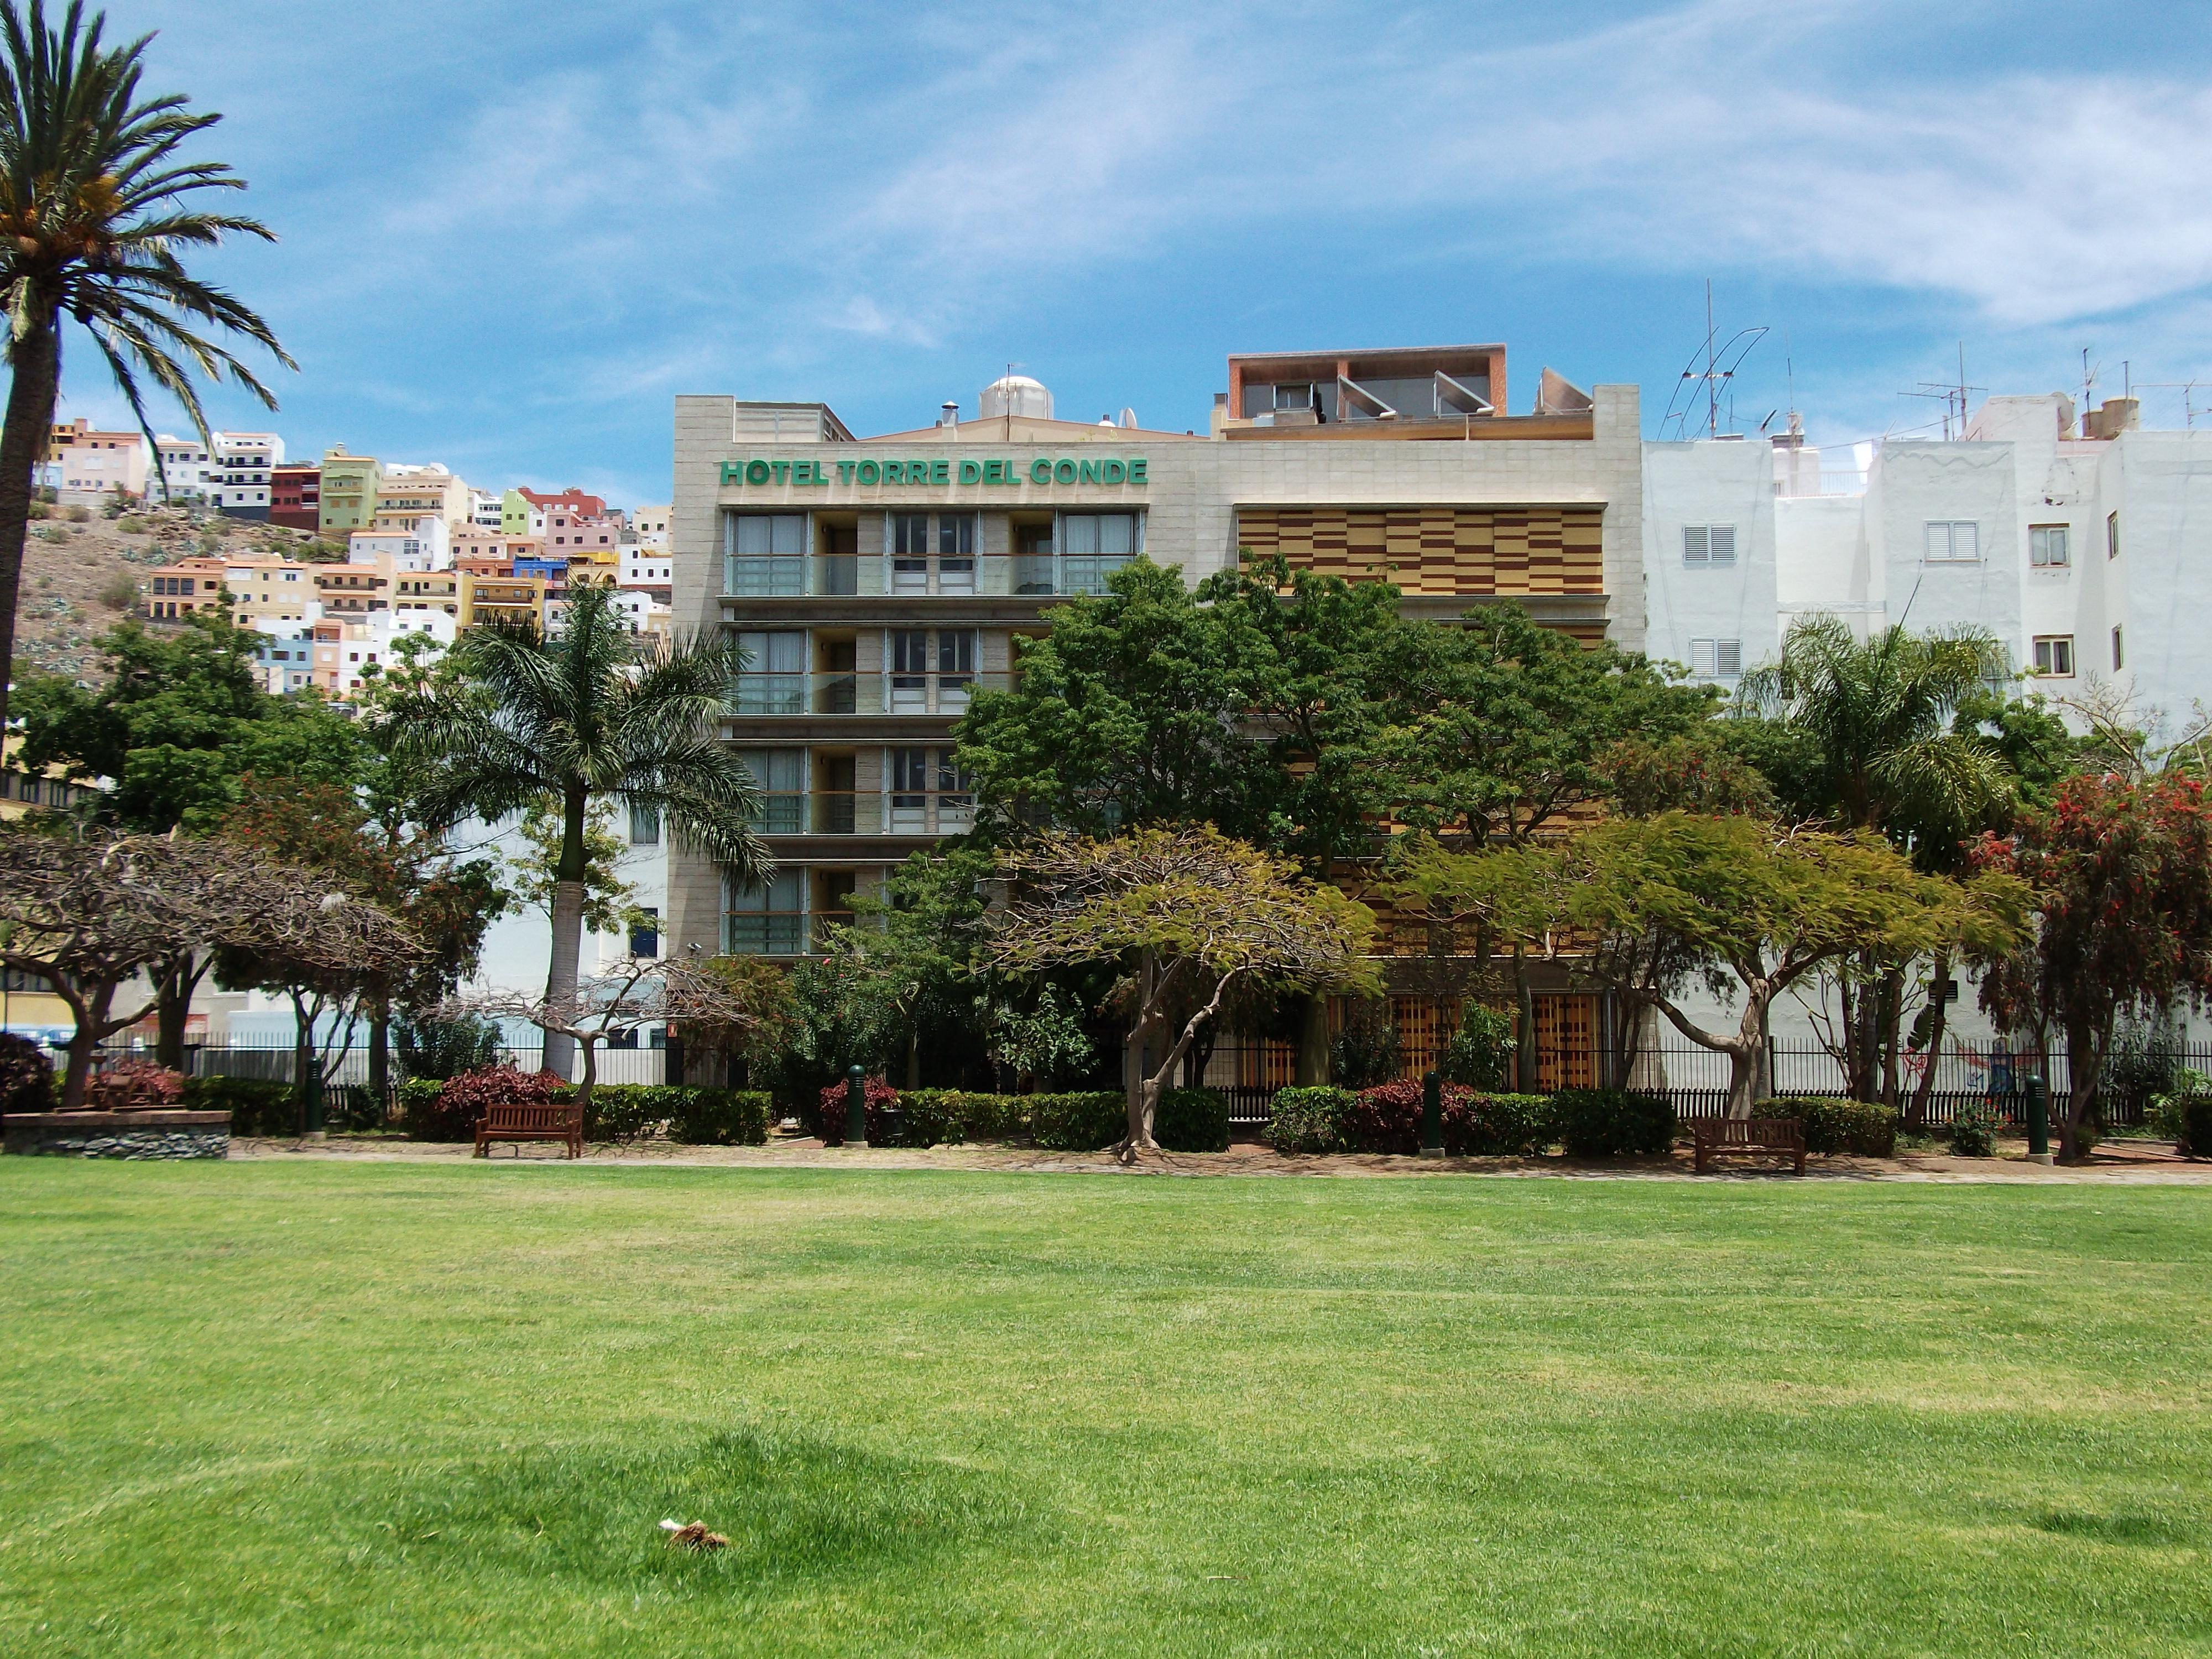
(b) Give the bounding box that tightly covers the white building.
[469,488,505,529]
[211,431,284,518]
[153,434,212,504]
[1640,393,2207,742]
[347,515,452,572]
[631,504,671,549]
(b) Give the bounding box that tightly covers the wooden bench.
[1693,1117,1806,1175]
[474,1101,584,1159]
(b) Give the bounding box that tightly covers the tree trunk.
[542,782,590,1079]
[368,1003,391,1126]
[1295,993,1329,1086]
[1906,950,1950,1130]
[1123,1014,1157,1150]
[1514,947,1538,1093]
[154,953,201,1071]
[575,1036,598,1117]
[1878,967,1905,1113]
[56,982,112,1113]
[290,989,316,1135]
[2062,1021,2098,1162]
[0,314,60,739]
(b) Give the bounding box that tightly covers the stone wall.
[3,1110,231,1160]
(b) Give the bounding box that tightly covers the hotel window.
[1924,521,1980,562]
[889,628,930,712]
[1689,638,1742,679]
[2107,511,2120,560]
[1682,524,1737,567]
[734,748,805,833]
[2032,635,2074,677]
[1015,523,1055,594]
[628,906,660,961]
[1061,512,1140,594]
[628,800,661,846]
[891,512,931,592]
[2030,525,2070,568]
[938,513,977,592]
[734,629,806,713]
[724,512,806,595]
[724,869,805,956]
[2112,625,2125,671]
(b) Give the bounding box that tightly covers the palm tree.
[387,582,771,1077]
[1740,616,2015,1114]
[0,1,291,733]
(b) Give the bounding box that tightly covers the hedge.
[666,1088,771,1146]
[1153,1087,1230,1153]
[1444,1092,1557,1157]
[182,1074,295,1136]
[1553,1089,1676,1157]
[2178,1094,2212,1159]
[1756,1096,1898,1157]
[1265,1086,1350,1154]
[1030,1091,1126,1151]
[409,1064,563,1142]
[883,1088,1032,1147]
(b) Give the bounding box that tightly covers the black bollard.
[1420,1068,1444,1159]
[2025,1074,2052,1164]
[846,1064,867,1148]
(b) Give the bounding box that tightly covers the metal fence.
[95,1039,674,1093]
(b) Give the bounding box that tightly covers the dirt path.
[226,1134,2212,1184]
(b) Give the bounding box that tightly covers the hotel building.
[665,345,1641,1076]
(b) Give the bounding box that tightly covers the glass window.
[2030,524,2070,568]
[890,630,930,675]
[734,629,805,713]
[1061,512,1139,594]
[2112,625,2125,671]
[735,748,805,832]
[893,513,931,558]
[628,800,661,846]
[2107,511,2120,560]
[724,870,805,955]
[628,906,660,960]
[937,515,975,559]
[2032,635,2074,676]
[724,513,805,594]
[936,630,974,675]
[1015,524,1055,594]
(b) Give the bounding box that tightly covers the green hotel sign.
[721,455,1147,487]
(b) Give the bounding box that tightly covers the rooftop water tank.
[980,374,1052,421]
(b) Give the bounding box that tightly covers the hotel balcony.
[750,790,976,839]
[728,671,1011,720]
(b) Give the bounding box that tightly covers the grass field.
[3,1161,2209,1657]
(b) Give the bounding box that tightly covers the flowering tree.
[0,828,416,1109]
[984,827,1379,1157]
[442,956,760,1114]
[1969,771,2212,1160]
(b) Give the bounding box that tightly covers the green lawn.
[3,1162,2209,1657]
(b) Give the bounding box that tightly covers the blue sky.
[59,0,2212,508]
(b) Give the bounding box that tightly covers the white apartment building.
[631,504,671,549]
[211,431,284,518]
[469,488,505,529]
[347,515,452,573]
[619,544,673,590]
[1641,393,2208,741]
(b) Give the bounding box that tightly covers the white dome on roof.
[980,374,1052,421]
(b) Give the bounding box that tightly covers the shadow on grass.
[347,1426,1048,1592]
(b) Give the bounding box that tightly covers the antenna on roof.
[1902,341,1984,440]
[1659,281,1767,440]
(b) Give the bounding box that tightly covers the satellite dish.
[1118,408,1138,429]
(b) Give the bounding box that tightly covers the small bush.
[33,524,66,543]
[413,1063,562,1142]
[97,575,140,611]
[1554,1088,1676,1158]
[0,1033,54,1113]
[1154,1087,1230,1152]
[1339,1078,1441,1156]
[2174,1094,2212,1159]
[116,514,148,535]
[1949,1098,2001,1158]
[1757,1096,1898,1158]
[65,504,90,523]
[1445,1091,1556,1156]
[1266,1085,1350,1154]
[26,500,48,519]
[1441,1005,1517,1091]
[670,1088,770,1146]
[821,1075,896,1146]
[581,1083,671,1142]
[182,1074,295,1135]
[86,1058,186,1111]
[1030,1091,1125,1151]
[891,1088,1019,1147]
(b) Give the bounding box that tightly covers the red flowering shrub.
[86,1058,186,1112]
[412,1063,566,1142]
[0,1033,54,1113]
[816,1075,896,1146]
[1343,1078,1476,1155]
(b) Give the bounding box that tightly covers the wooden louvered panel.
[1239,506,1603,595]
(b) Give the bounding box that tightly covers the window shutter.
[1953,521,1978,560]
[1709,525,1736,567]
[1691,639,1717,676]
[1683,525,1709,565]
[1716,639,1743,676]
[1925,521,1950,561]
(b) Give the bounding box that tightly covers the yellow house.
[0,735,85,1037]
[317,446,382,535]
[461,571,546,629]
[222,555,317,627]
[373,465,471,531]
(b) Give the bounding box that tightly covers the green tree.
[1739,617,2017,1112]
[383,582,770,1077]
[0,0,292,736]
[14,609,368,1063]
[985,826,1380,1156]
[510,795,646,937]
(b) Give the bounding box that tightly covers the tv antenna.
[1902,341,1984,440]
[1660,280,1767,439]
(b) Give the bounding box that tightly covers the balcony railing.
[731,671,1011,717]
[721,555,1134,600]
[750,791,977,836]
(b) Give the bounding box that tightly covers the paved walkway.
[228,1134,2212,1184]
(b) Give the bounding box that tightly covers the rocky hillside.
[14,504,335,683]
